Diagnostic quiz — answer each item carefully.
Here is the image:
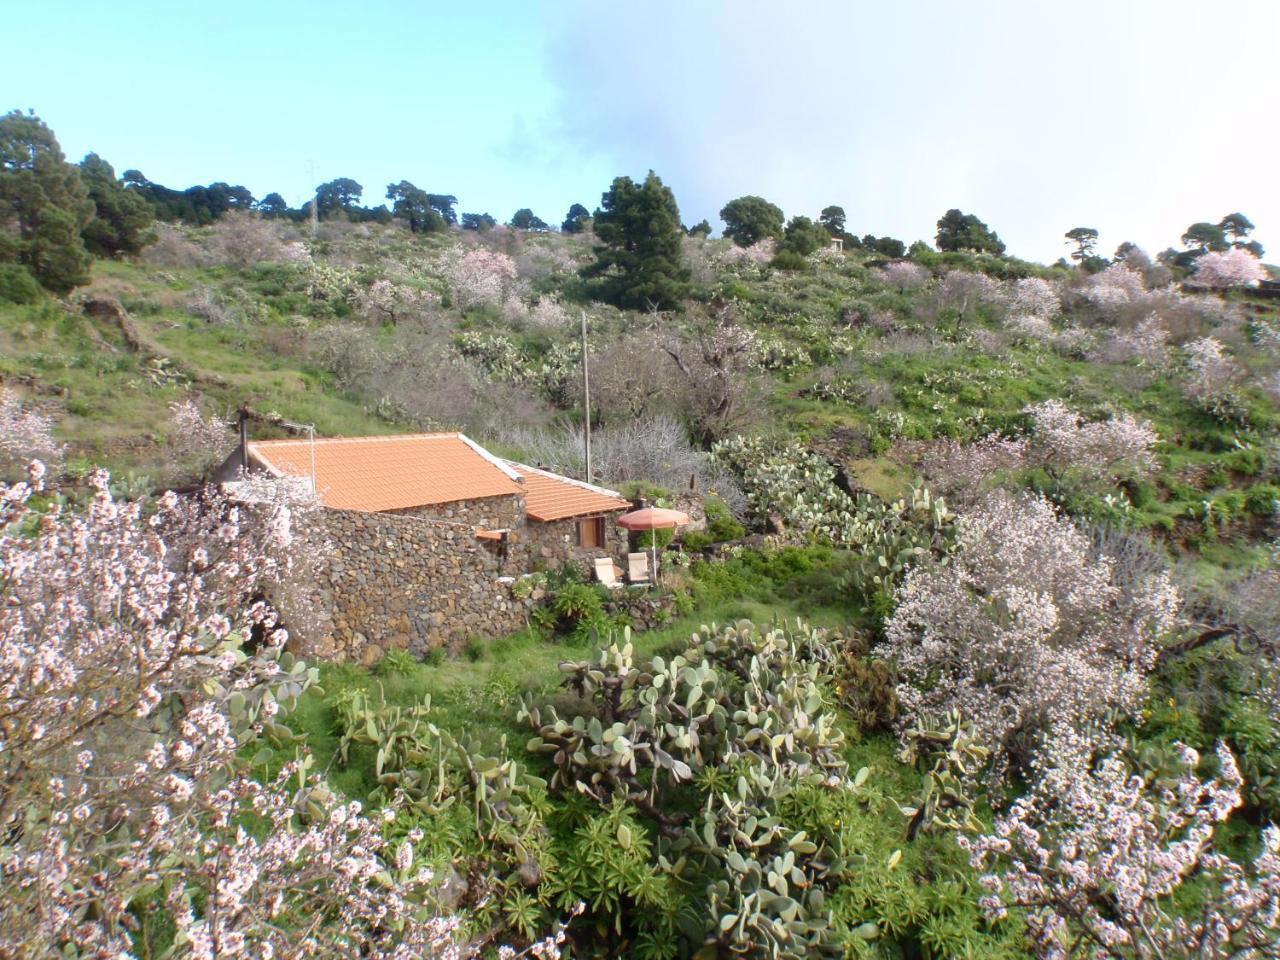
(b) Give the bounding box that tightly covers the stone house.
[223,432,631,662]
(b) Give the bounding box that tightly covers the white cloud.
[541,0,1280,261]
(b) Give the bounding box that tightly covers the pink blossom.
[883,492,1179,781]
[0,389,62,475]
[445,247,519,310]
[1191,248,1268,290]
[962,742,1280,958]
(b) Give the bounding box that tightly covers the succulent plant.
[897,709,989,840]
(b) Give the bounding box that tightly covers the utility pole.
[580,311,592,483]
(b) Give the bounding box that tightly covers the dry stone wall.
[295,506,534,664]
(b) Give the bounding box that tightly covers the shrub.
[961,743,1280,960]
[0,263,41,304]
[0,466,473,956]
[882,492,1181,781]
[445,247,519,310]
[166,398,234,480]
[0,389,62,475]
[1025,398,1158,478]
[770,248,808,271]
[1190,247,1268,289]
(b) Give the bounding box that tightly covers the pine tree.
[582,171,690,310]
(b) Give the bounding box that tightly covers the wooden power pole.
[580,311,592,483]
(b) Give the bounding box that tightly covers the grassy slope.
[0,259,393,475]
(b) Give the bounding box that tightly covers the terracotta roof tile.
[508,462,631,522]
[248,433,523,513]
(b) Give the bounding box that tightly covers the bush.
[1245,483,1280,517]
[0,264,41,304]
[882,492,1181,783]
[770,249,809,271]
[634,526,674,550]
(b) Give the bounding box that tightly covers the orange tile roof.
[248,433,523,513]
[508,462,631,522]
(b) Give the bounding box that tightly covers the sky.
[5,0,1278,263]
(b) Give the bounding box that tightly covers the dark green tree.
[719,195,784,247]
[686,219,712,239]
[427,194,458,225]
[1064,226,1099,263]
[386,181,445,233]
[818,205,846,237]
[863,235,906,258]
[315,178,363,219]
[78,153,155,257]
[582,170,690,310]
[460,212,496,231]
[1219,212,1254,245]
[255,192,290,217]
[1217,212,1264,257]
[1114,240,1139,261]
[0,110,94,292]
[510,208,548,231]
[562,203,591,233]
[779,215,827,258]
[1181,222,1228,254]
[935,208,1006,254]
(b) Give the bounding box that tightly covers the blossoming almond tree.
[882,492,1180,782]
[167,398,235,479]
[0,465,466,958]
[0,387,62,475]
[445,248,520,310]
[960,743,1280,958]
[1191,248,1269,290]
[1025,399,1159,477]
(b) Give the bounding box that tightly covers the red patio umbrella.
[615,507,690,531]
[615,507,689,586]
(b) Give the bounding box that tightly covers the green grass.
[0,259,397,477]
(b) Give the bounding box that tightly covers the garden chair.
[626,551,653,586]
[594,556,623,590]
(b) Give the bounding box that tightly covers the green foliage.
[771,249,809,272]
[315,177,363,218]
[583,170,691,310]
[561,202,590,234]
[0,263,40,304]
[510,208,549,231]
[779,215,828,258]
[720,195,785,247]
[686,218,712,238]
[683,496,748,551]
[385,180,445,233]
[634,526,674,550]
[711,437,954,600]
[897,710,989,840]
[0,110,94,292]
[935,208,1005,255]
[832,631,899,731]
[1143,639,1280,819]
[373,646,419,678]
[79,152,156,257]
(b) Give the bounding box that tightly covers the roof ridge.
[506,461,625,499]
[249,432,463,448]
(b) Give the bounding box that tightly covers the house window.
[577,516,605,549]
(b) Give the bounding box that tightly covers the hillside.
[5,209,1280,957]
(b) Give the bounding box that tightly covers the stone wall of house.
[393,494,525,531]
[293,507,535,664]
[520,514,630,574]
